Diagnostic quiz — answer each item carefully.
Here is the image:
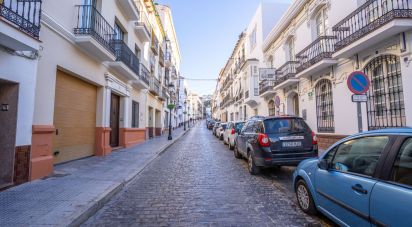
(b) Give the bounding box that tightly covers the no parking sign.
[347,71,370,133]
[347,71,370,95]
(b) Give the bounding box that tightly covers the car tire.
[295,179,317,215]
[229,141,234,150]
[233,145,241,158]
[247,152,260,175]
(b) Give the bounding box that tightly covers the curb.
[70,128,191,226]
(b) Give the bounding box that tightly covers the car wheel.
[233,145,241,158]
[295,179,317,215]
[247,152,260,175]
[229,141,234,150]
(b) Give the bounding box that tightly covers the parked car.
[293,128,412,226]
[216,123,228,140]
[212,122,221,136]
[207,119,215,130]
[223,121,245,150]
[234,116,318,174]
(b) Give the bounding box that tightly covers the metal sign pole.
[347,71,370,133]
[357,102,362,133]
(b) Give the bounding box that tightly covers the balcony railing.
[74,5,116,53]
[274,61,299,86]
[159,48,165,66]
[139,63,150,85]
[259,80,276,95]
[296,36,335,73]
[150,76,161,95]
[333,0,412,51]
[151,33,159,55]
[1,0,42,39]
[113,39,140,75]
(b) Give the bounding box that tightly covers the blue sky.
[156,0,292,96]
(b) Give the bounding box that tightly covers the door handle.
[351,184,368,194]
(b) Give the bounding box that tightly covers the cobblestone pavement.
[84,122,333,227]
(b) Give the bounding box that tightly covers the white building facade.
[0,0,42,187]
[0,0,184,183]
[213,0,412,150]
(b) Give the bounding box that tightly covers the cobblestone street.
[84,122,331,226]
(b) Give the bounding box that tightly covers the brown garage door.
[53,70,97,164]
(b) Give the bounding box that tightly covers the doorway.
[110,93,120,147]
[0,80,18,188]
[287,92,299,116]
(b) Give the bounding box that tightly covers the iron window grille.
[364,55,405,130]
[315,79,335,133]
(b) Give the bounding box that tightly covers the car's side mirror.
[317,159,330,170]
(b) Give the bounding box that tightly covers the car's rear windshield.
[263,118,311,134]
[222,124,227,129]
[235,122,244,131]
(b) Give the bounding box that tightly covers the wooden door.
[110,93,120,147]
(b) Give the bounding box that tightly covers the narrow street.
[84,122,331,226]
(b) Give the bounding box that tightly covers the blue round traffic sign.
[347,71,370,95]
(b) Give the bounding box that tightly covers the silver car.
[223,121,245,150]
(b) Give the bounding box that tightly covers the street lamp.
[167,83,175,140]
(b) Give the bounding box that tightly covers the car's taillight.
[258,133,270,147]
[312,132,318,145]
[231,128,235,135]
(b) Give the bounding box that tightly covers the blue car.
[293,128,412,226]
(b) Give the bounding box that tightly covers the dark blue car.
[293,128,412,226]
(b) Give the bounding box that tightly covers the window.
[365,55,405,130]
[315,7,329,37]
[268,100,276,116]
[391,138,412,187]
[315,79,334,133]
[114,22,124,41]
[132,101,139,128]
[263,118,311,134]
[331,136,389,176]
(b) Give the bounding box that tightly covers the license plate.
[282,141,302,148]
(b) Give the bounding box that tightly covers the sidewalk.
[0,127,190,227]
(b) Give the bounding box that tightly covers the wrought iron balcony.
[74,5,116,54]
[333,0,412,52]
[259,80,276,96]
[0,0,42,39]
[159,48,165,66]
[150,76,161,96]
[139,63,150,86]
[151,33,159,55]
[296,36,335,73]
[112,40,140,76]
[274,61,299,86]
